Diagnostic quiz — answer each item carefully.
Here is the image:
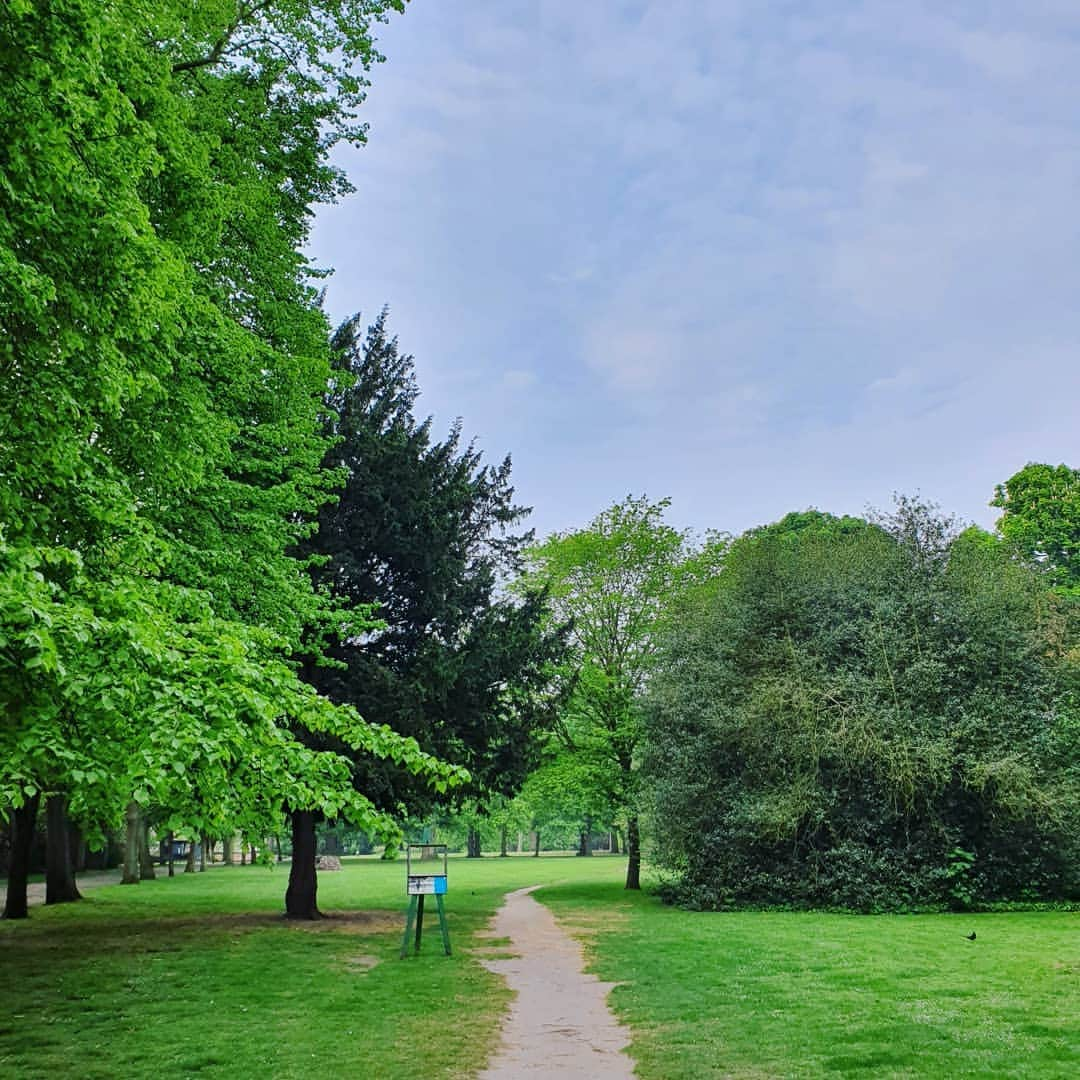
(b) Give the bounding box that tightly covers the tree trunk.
[184,843,196,872]
[285,810,321,919]
[70,824,86,873]
[45,794,82,904]
[466,827,481,858]
[499,824,508,857]
[139,821,155,880]
[625,815,641,890]
[199,834,208,871]
[610,828,620,855]
[167,830,175,877]
[516,831,524,854]
[578,814,593,856]
[2,793,40,919]
[274,834,282,862]
[222,835,233,865]
[121,802,141,885]
[533,830,540,857]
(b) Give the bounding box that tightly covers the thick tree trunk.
[274,834,282,862]
[466,827,481,858]
[499,825,508,857]
[139,821,155,880]
[184,843,196,872]
[285,810,321,919]
[610,828,620,855]
[533,830,540,857]
[2,793,40,919]
[199,834,208,871]
[222,835,233,865]
[121,802,141,885]
[625,815,641,890]
[45,795,82,904]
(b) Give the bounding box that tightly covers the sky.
[309,0,1080,542]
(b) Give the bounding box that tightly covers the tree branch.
[171,1,276,74]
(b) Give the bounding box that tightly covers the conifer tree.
[287,313,564,914]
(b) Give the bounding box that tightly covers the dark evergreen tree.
[285,312,565,914]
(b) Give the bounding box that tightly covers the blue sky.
[310,0,1080,541]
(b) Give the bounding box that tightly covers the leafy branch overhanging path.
[479,885,635,1079]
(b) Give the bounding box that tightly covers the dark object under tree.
[1,793,40,919]
[285,810,321,919]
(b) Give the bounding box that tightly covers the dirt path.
[479,885,635,1079]
[0,869,123,909]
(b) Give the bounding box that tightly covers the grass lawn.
[539,880,1079,1079]
[2,856,1077,1078]
[0,854,616,1079]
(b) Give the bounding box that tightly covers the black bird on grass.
[965,932,976,941]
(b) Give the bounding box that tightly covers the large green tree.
[645,501,1078,910]
[992,463,1080,595]
[0,0,467,919]
[287,313,564,914]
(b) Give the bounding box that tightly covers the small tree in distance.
[521,496,718,889]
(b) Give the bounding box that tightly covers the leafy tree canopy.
[0,0,461,873]
[992,462,1080,595]
[521,496,718,888]
[645,499,1078,911]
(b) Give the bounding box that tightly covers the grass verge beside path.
[539,881,1079,1079]
[3,856,1076,1078]
[0,855,623,1080]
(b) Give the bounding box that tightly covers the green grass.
[539,879,1080,1079]
[2,856,1077,1078]
[0,855,618,1079]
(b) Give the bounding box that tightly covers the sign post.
[400,843,451,958]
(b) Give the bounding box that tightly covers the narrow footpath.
[0,869,123,909]
[479,885,635,1079]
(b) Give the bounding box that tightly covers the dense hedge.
[645,505,1080,912]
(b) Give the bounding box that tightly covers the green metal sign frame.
[400,843,451,958]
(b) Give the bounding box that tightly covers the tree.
[45,795,82,904]
[521,497,711,889]
[0,0,473,919]
[512,750,613,856]
[645,500,1079,910]
[287,313,565,914]
[992,463,1080,594]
